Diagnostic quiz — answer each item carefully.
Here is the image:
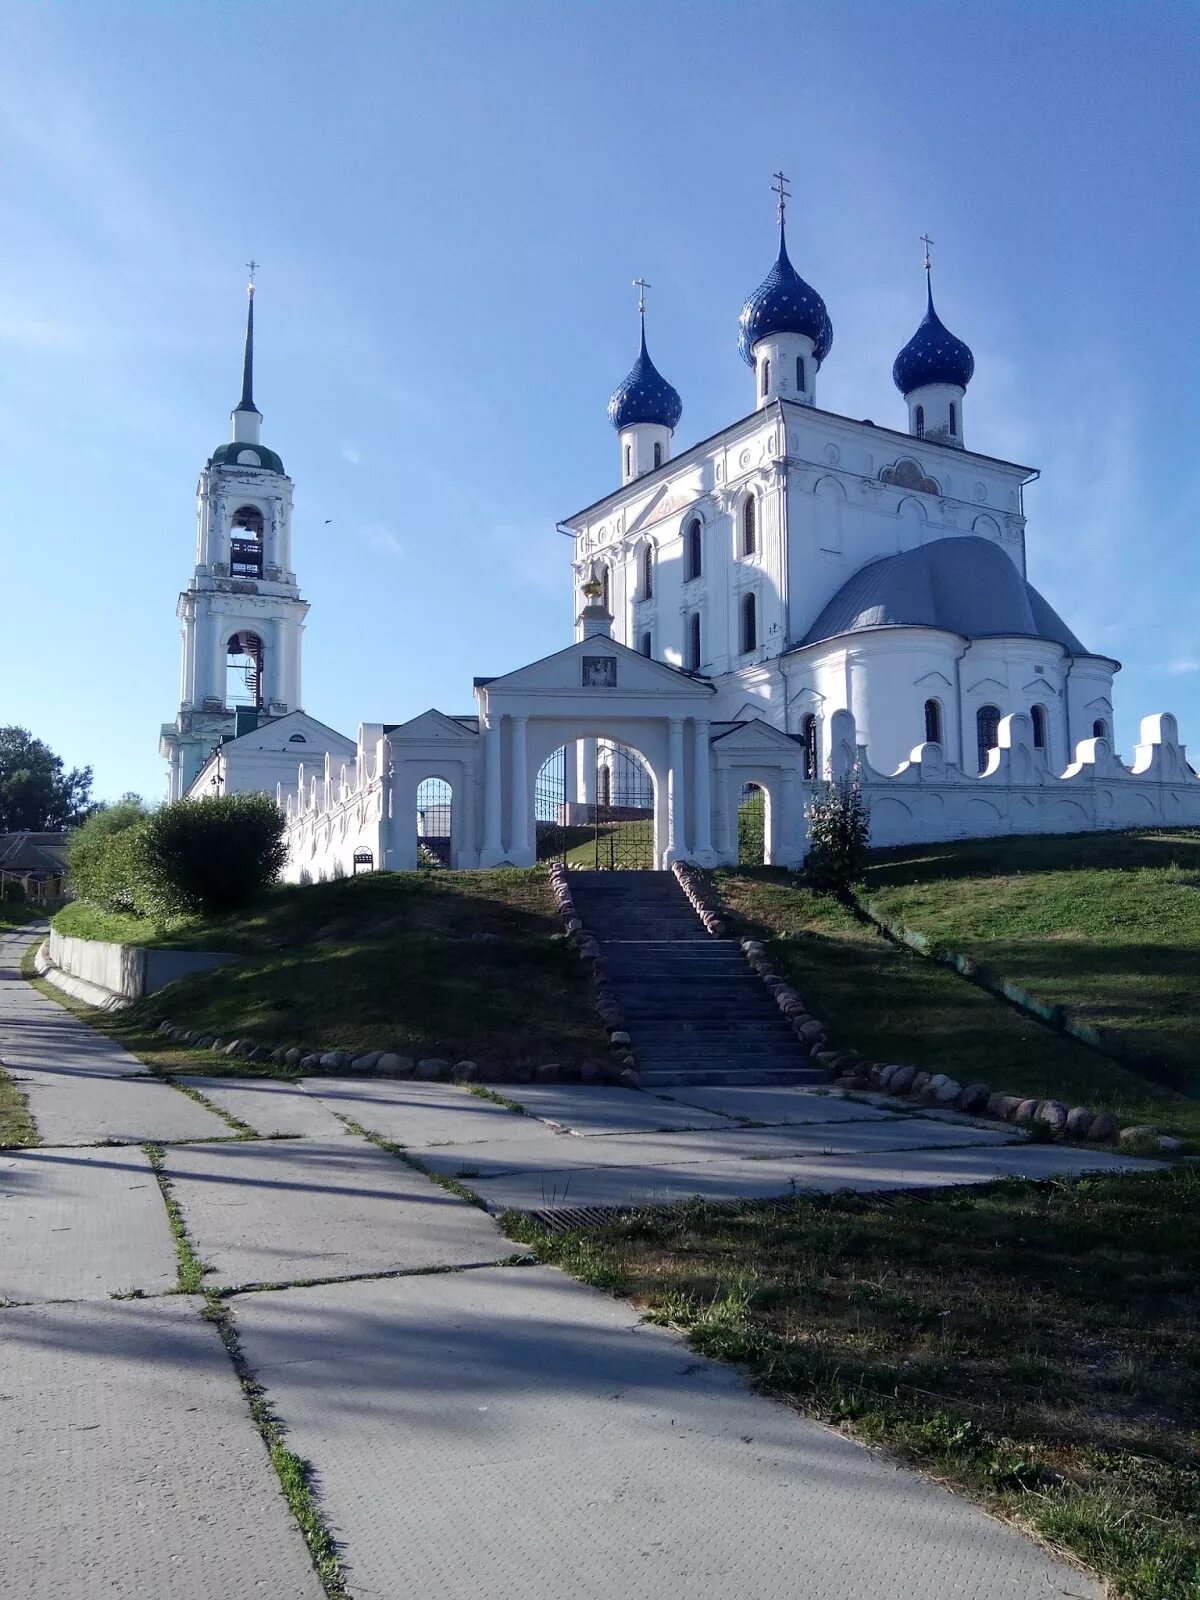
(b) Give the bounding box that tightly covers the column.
[777,769,802,868]
[713,767,733,861]
[579,737,597,806]
[481,718,503,865]
[563,740,578,812]
[665,717,685,863]
[692,718,713,862]
[509,716,530,863]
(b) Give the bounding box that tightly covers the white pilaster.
[509,715,532,864]
[692,718,714,863]
[481,719,503,864]
[665,717,685,864]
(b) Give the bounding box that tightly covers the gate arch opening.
[416,776,453,866]
[737,782,767,865]
[535,736,658,869]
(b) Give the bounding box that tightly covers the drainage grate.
[524,1203,638,1234]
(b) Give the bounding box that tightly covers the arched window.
[653,441,662,469]
[801,713,819,780]
[740,592,757,654]
[796,355,806,393]
[288,733,307,744]
[976,704,1001,773]
[1092,718,1108,741]
[640,631,652,658]
[226,632,264,709]
[741,495,757,556]
[686,518,702,580]
[624,443,631,477]
[914,405,925,438]
[641,543,654,599]
[230,505,264,578]
[948,401,958,436]
[1030,704,1047,750]
[687,611,701,671]
[924,698,942,745]
[760,358,770,398]
[601,566,611,613]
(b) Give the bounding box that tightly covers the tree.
[136,793,288,915]
[68,800,152,913]
[0,727,93,832]
[804,775,871,897]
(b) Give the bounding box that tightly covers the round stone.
[416,1058,451,1080]
[375,1054,414,1078]
[1086,1111,1118,1141]
[1035,1100,1068,1132]
[1014,1099,1040,1124]
[889,1066,917,1094]
[1064,1106,1094,1138]
[959,1083,991,1115]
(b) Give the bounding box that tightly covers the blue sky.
[1,0,1197,802]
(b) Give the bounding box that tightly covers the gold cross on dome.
[771,170,791,224]
[632,276,650,318]
[920,234,934,273]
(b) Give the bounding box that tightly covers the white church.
[161,191,1200,876]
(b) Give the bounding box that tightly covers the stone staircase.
[566,871,826,1088]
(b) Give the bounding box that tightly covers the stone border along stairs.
[554,864,827,1088]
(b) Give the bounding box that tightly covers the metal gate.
[534,742,655,869]
[737,782,765,866]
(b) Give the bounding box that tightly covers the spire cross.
[920,234,934,274]
[632,276,650,320]
[246,258,259,294]
[771,170,791,225]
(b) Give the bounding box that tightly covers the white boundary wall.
[278,701,1200,882]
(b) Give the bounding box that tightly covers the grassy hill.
[51,870,609,1074]
[710,829,1200,1143]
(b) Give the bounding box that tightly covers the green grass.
[0,902,42,931]
[50,870,609,1073]
[862,829,1200,1092]
[0,1061,37,1146]
[558,820,655,869]
[507,1167,1200,1600]
[711,863,1200,1143]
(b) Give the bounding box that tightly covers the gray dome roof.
[800,537,1089,655]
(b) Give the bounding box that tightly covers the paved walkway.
[0,925,1144,1597]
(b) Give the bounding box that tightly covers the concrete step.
[639,1068,827,1087]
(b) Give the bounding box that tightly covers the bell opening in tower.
[226,632,264,709]
[230,505,264,578]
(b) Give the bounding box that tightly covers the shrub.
[804,776,870,896]
[136,793,288,915]
[67,800,152,913]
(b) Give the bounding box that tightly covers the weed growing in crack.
[203,1294,349,1599]
[333,1113,489,1210]
[143,1142,211,1293]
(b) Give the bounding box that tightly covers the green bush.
[804,776,870,896]
[136,793,288,915]
[0,878,24,903]
[67,800,151,913]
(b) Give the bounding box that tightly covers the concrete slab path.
[0,929,230,1145]
[1,1296,324,1600]
[301,1076,535,1146]
[181,1074,351,1138]
[487,1082,735,1134]
[161,1137,514,1289]
[464,1139,1157,1213]
[0,1145,177,1303]
[233,1267,1104,1600]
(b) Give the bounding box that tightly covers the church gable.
[481,637,714,699]
[387,708,479,742]
[231,710,354,754]
[711,718,801,754]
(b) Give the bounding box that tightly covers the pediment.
[388,708,479,742]
[1022,677,1060,698]
[914,669,954,691]
[1084,695,1113,714]
[711,717,799,753]
[964,675,1006,695]
[230,709,355,753]
[480,636,715,699]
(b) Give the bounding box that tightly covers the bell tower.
[159,269,310,799]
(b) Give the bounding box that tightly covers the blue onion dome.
[607,323,683,431]
[738,221,833,367]
[893,280,975,394]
